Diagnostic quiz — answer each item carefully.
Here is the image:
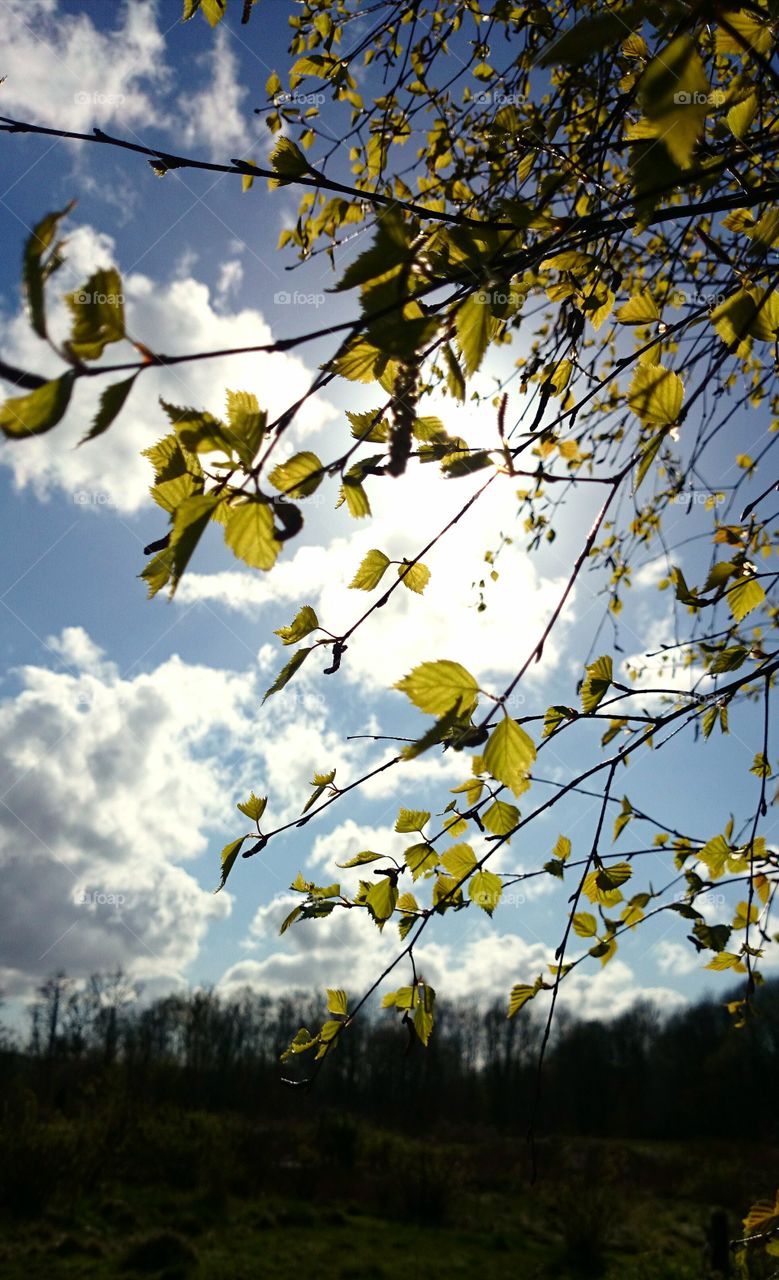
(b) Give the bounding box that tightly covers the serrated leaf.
[573,912,598,937]
[0,372,75,439]
[81,374,138,444]
[338,476,371,518]
[413,982,435,1046]
[326,988,348,1016]
[268,451,323,498]
[483,717,536,796]
[398,561,430,594]
[223,498,280,571]
[279,905,303,934]
[269,136,309,184]
[169,493,221,593]
[581,655,613,713]
[441,843,477,878]
[365,876,398,925]
[470,869,502,915]
[395,808,430,834]
[237,792,267,822]
[628,364,684,426]
[65,268,125,360]
[215,835,246,892]
[456,292,496,376]
[508,975,543,1018]
[394,660,480,716]
[404,842,438,880]
[336,851,384,869]
[274,605,319,645]
[726,576,765,623]
[616,291,660,324]
[263,646,313,702]
[483,800,519,836]
[350,549,391,590]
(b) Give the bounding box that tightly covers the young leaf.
[483,717,536,796]
[0,372,75,438]
[215,835,247,892]
[398,561,430,594]
[81,374,138,444]
[394,660,480,716]
[628,364,684,426]
[394,808,430,834]
[274,605,319,645]
[268,451,323,498]
[349,549,390,590]
[263,646,313,702]
[223,498,280,571]
[24,202,74,339]
[237,793,267,822]
[581,655,613,713]
[482,800,519,836]
[470,869,502,915]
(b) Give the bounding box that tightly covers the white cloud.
[653,940,701,977]
[175,27,253,160]
[0,222,336,512]
[0,0,169,132]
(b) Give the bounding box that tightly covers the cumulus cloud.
[0,222,337,512]
[0,0,169,132]
[175,27,254,160]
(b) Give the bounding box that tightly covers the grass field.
[1,1107,774,1278]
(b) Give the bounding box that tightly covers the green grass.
[0,1115,771,1279]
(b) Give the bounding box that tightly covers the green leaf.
[269,136,309,184]
[482,800,519,836]
[508,975,543,1018]
[443,343,466,401]
[483,717,536,796]
[223,499,280,571]
[638,35,710,168]
[23,203,73,340]
[237,793,267,822]
[279,905,303,935]
[441,843,477,878]
[398,561,430,594]
[365,876,398,925]
[337,476,371,518]
[553,834,572,862]
[616,291,660,324]
[140,548,173,599]
[404,842,438,880]
[350,549,391,590]
[274,605,319,645]
[413,982,435,1046]
[394,660,480,716]
[543,705,577,737]
[263,646,313,702]
[336,851,384,869]
[65,268,125,359]
[268,451,323,498]
[81,374,138,444]
[628,364,684,426]
[168,493,221,593]
[456,292,496,376]
[215,835,246,892]
[573,912,598,938]
[326,988,348,1016]
[470,869,502,915]
[0,372,75,439]
[726,576,765,623]
[581,655,613,713]
[395,808,430,834]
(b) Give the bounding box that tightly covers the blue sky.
[0,0,774,1029]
